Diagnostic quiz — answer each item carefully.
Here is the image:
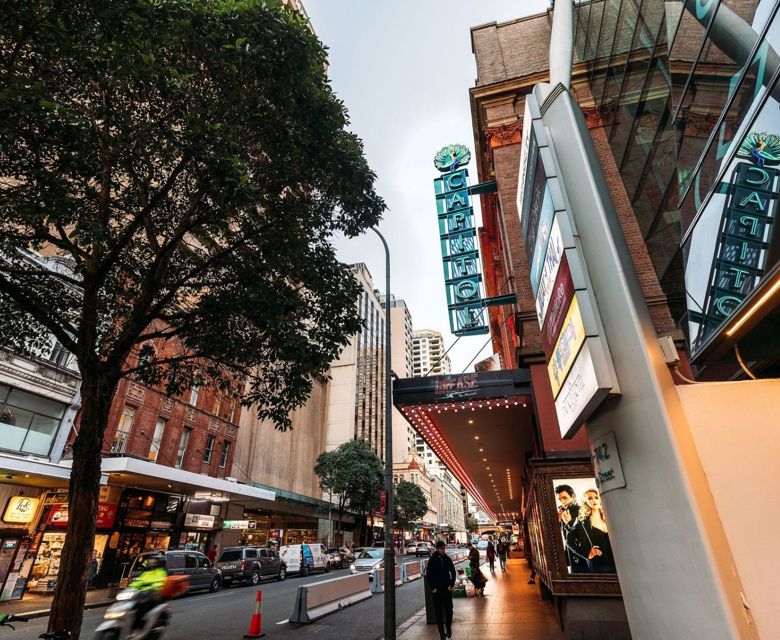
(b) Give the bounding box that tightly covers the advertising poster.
[551,478,616,575]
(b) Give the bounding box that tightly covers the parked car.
[326,547,346,569]
[350,548,384,578]
[339,546,355,565]
[279,543,329,576]
[128,550,221,594]
[406,542,418,554]
[415,542,432,557]
[216,546,286,586]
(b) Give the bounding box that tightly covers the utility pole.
[371,226,395,640]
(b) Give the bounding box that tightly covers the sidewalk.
[0,588,114,619]
[397,558,564,640]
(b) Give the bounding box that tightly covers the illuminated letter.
[739,215,760,236]
[447,192,468,210]
[739,191,766,211]
[745,166,769,186]
[729,267,750,289]
[446,173,465,191]
[452,256,474,277]
[449,212,467,231]
[455,280,479,300]
[715,295,741,316]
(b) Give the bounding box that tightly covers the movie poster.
[551,478,616,575]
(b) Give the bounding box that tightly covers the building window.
[0,384,67,457]
[48,340,71,368]
[220,441,231,468]
[112,406,136,454]
[204,434,216,464]
[148,417,166,462]
[189,385,200,408]
[175,427,192,469]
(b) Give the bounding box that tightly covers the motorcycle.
[93,588,170,640]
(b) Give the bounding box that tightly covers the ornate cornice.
[581,102,617,129]
[485,119,523,149]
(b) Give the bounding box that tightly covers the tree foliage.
[315,439,384,538]
[394,479,427,531]
[465,514,479,534]
[0,1,383,635]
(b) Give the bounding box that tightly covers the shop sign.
[548,295,586,398]
[591,432,626,493]
[44,490,68,506]
[149,520,174,530]
[269,529,282,541]
[223,520,250,530]
[534,217,565,327]
[520,90,619,438]
[184,513,216,529]
[541,253,575,359]
[47,503,118,528]
[529,185,556,296]
[97,503,118,529]
[3,496,40,524]
[433,144,489,336]
[694,150,779,350]
[554,339,613,438]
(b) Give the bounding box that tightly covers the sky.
[305,0,550,373]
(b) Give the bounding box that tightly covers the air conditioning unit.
[225,476,238,483]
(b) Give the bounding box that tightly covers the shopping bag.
[464,579,476,598]
[464,566,472,577]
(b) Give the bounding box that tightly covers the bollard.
[244,589,265,638]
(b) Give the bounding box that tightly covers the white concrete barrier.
[370,564,402,593]
[402,561,422,582]
[288,573,371,624]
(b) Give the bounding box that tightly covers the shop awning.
[393,370,535,523]
[66,456,276,502]
[0,452,108,488]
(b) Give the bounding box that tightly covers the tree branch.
[0,274,78,352]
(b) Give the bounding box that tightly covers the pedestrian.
[496,539,508,572]
[486,538,496,573]
[207,544,218,564]
[467,542,486,596]
[427,540,456,640]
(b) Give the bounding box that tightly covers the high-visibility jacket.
[130,567,168,593]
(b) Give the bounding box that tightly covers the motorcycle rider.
[128,555,167,629]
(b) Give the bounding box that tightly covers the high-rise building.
[325,264,386,459]
[412,329,451,377]
[380,294,417,464]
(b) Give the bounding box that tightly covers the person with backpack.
[496,539,508,572]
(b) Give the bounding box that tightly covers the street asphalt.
[10,555,440,640]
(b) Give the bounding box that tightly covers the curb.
[6,599,115,621]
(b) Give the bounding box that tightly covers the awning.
[67,456,275,503]
[0,452,108,488]
[394,370,535,523]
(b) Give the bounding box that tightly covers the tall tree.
[315,439,384,545]
[394,479,427,536]
[0,1,384,636]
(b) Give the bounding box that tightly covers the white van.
[279,543,329,576]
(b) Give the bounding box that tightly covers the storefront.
[26,485,122,593]
[0,485,45,601]
[235,510,319,546]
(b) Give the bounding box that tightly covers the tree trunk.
[48,368,118,638]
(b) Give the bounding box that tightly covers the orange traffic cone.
[244,589,265,638]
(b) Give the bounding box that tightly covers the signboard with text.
[519,95,618,438]
[433,144,489,336]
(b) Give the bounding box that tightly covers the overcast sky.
[305,0,550,373]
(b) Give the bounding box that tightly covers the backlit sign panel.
[520,90,618,438]
[3,496,39,524]
[548,295,587,397]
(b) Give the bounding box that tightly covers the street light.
[370,226,396,640]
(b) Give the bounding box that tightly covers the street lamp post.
[370,226,396,640]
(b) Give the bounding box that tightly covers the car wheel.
[250,569,261,586]
[277,566,286,581]
[325,561,331,571]
[209,577,221,593]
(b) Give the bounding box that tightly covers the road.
[11,555,439,640]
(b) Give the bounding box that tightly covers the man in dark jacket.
[426,540,457,640]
